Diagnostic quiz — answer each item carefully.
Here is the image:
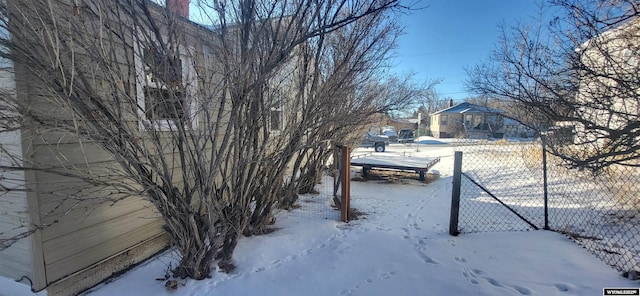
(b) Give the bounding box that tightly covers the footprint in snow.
[462,270,479,285]
[483,277,503,287]
[554,283,572,292]
[269,259,281,267]
[470,269,484,275]
[419,252,439,264]
[378,271,396,280]
[513,285,532,295]
[339,288,356,295]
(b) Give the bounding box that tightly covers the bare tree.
[278,12,415,208]
[466,0,640,172]
[412,78,451,115]
[0,0,407,282]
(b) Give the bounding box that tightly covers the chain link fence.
[452,139,640,277]
[286,145,349,222]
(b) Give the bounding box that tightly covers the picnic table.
[350,154,441,181]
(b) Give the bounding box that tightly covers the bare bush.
[466,0,640,172]
[0,0,411,281]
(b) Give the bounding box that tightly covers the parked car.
[360,132,389,152]
[398,129,414,143]
[382,129,398,143]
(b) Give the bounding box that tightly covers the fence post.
[542,140,550,230]
[449,151,463,236]
[340,146,351,222]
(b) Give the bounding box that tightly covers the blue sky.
[186,0,542,102]
[391,0,542,101]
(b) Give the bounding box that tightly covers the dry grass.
[493,139,509,145]
[599,165,640,211]
[348,207,366,220]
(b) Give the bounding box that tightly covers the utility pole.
[416,113,421,152]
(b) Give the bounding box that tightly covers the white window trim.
[133,30,198,131]
[269,105,284,134]
[268,89,286,134]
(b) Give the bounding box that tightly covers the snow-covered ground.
[3,141,637,296]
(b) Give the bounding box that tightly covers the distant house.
[430,102,505,138]
[388,117,420,131]
[503,118,536,138]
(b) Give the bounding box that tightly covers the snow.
[3,141,637,296]
[350,153,439,169]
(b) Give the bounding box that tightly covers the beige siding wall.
[430,114,441,137]
[6,1,226,292]
[0,67,33,281]
[430,113,464,138]
[0,131,33,281]
[26,133,165,285]
[9,27,167,291]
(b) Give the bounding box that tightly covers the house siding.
[3,1,226,293]
[22,92,167,287]
[5,2,168,291]
[575,18,640,146]
[0,130,33,282]
[430,113,463,138]
[0,66,33,281]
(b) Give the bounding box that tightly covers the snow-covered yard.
[2,142,636,296]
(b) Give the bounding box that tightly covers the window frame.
[134,30,198,131]
[440,114,448,126]
[267,89,286,133]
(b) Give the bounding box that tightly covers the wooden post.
[449,151,462,236]
[340,146,351,222]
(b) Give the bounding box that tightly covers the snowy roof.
[431,102,504,115]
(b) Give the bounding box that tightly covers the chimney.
[449,98,454,107]
[167,0,189,19]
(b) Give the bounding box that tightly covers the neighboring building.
[387,117,428,135]
[503,118,536,138]
[573,16,640,146]
[388,117,419,131]
[430,102,505,139]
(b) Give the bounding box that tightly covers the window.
[464,114,473,127]
[143,47,187,122]
[473,114,483,128]
[270,107,283,132]
[464,114,486,129]
[134,32,197,130]
[440,114,448,126]
[269,95,284,132]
